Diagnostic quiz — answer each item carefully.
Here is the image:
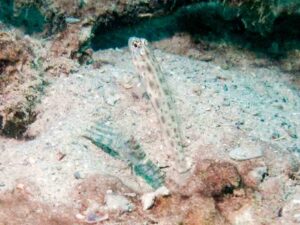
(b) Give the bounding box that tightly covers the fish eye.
[133,40,140,48]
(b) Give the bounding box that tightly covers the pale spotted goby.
[128,37,190,173]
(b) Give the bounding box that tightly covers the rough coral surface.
[0,1,299,224]
[0,31,40,138]
[0,31,30,85]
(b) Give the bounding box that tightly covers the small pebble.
[57,151,66,161]
[141,186,171,210]
[76,213,85,220]
[271,131,281,139]
[16,183,25,190]
[74,171,82,179]
[105,191,133,212]
[141,192,156,210]
[223,84,228,91]
[235,121,244,129]
[28,157,35,165]
[229,147,263,161]
[105,94,121,106]
[56,165,62,171]
[248,166,268,184]
[222,98,230,106]
[86,212,109,224]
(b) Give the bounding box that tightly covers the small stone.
[233,189,245,197]
[186,49,201,58]
[222,98,230,106]
[57,151,66,161]
[56,165,62,171]
[105,192,133,212]
[86,212,109,224]
[118,74,135,89]
[105,93,121,106]
[223,84,228,91]
[124,192,137,197]
[28,157,35,165]
[141,186,171,210]
[271,131,281,139]
[249,166,268,183]
[229,147,263,161]
[244,166,268,188]
[74,171,82,179]
[76,213,85,220]
[231,205,256,225]
[294,214,300,222]
[155,186,171,196]
[192,86,202,96]
[100,75,112,83]
[16,183,25,190]
[84,200,101,215]
[199,54,214,62]
[141,192,156,210]
[282,194,300,223]
[235,121,244,129]
[65,17,81,24]
[221,63,229,70]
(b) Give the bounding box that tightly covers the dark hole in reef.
[2,121,28,139]
[221,185,234,195]
[14,111,26,120]
[16,6,45,34]
[0,114,3,129]
[0,0,14,24]
[268,13,300,56]
[176,3,300,58]
[0,77,47,140]
[212,185,235,201]
[273,13,300,40]
[1,109,37,140]
[90,2,300,59]
[0,60,12,75]
[0,0,45,34]
[91,13,179,50]
[260,171,269,182]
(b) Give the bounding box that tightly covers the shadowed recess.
[0,79,48,140]
[91,2,300,58]
[0,0,45,34]
[91,14,180,50]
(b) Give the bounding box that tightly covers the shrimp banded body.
[128,37,189,173]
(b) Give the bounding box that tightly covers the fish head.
[128,37,150,60]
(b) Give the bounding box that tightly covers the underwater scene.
[0,0,299,224]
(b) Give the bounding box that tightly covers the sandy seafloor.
[0,41,300,224]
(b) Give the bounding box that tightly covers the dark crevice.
[0,60,13,75]
[0,114,3,130]
[0,0,45,34]
[91,13,179,50]
[91,2,300,59]
[212,185,235,201]
[0,77,48,140]
[1,107,37,140]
